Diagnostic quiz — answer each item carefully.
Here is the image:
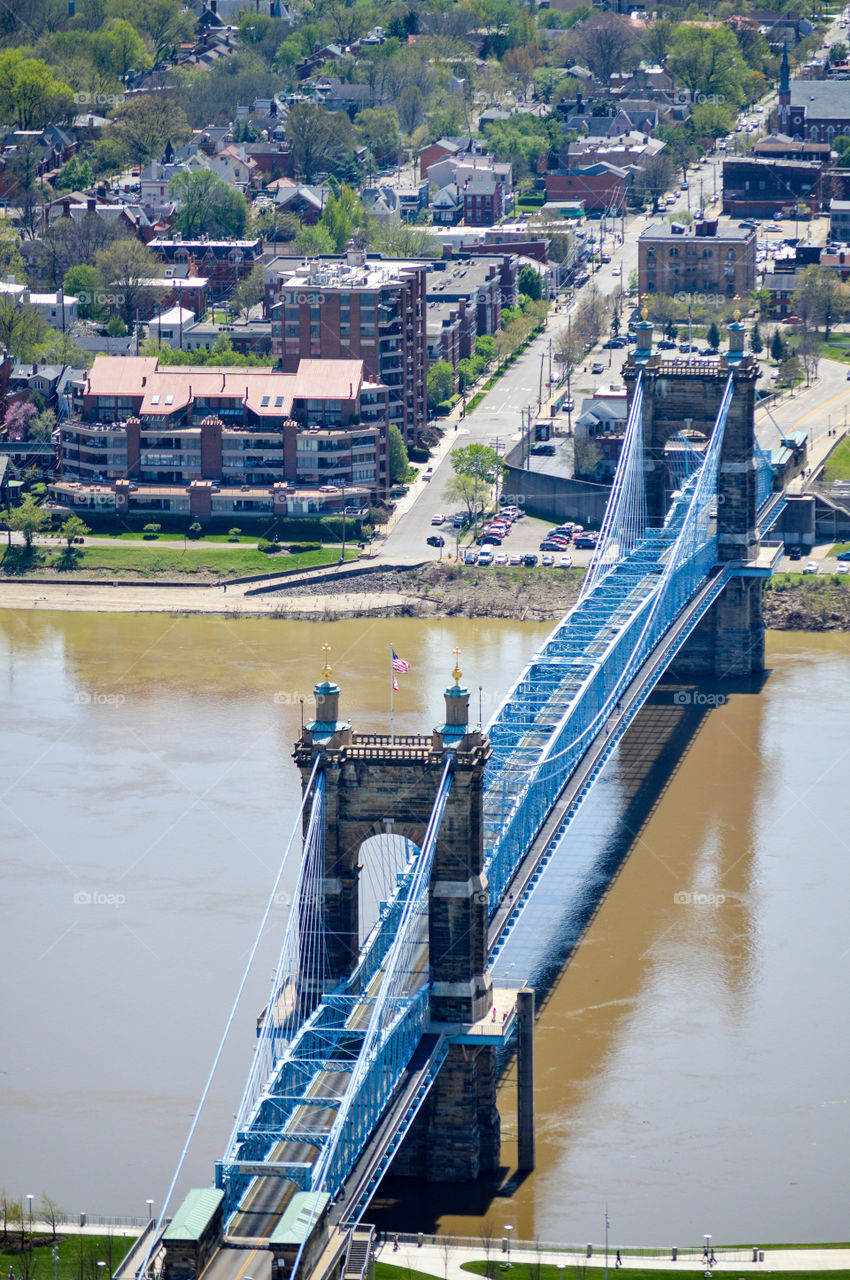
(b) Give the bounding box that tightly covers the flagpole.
[390,644,394,744]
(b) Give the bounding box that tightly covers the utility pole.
[538,350,545,410]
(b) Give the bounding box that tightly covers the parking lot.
[423,507,598,569]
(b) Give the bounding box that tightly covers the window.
[151,394,160,404]
[261,396,270,406]
[275,396,284,407]
[165,395,174,405]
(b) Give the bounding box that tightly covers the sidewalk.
[377,1239,850,1277]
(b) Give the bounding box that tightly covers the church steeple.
[779,42,790,99]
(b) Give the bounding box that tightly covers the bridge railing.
[483,375,733,911]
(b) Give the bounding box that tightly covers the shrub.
[408,445,430,463]
[228,526,242,542]
[142,523,161,540]
[286,541,321,552]
[257,539,281,553]
[187,521,203,539]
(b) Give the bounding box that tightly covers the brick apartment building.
[722,156,822,218]
[51,355,389,523]
[268,252,427,446]
[147,237,264,302]
[638,218,757,298]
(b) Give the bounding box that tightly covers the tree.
[0,298,49,360]
[388,423,408,485]
[707,320,721,350]
[286,103,357,182]
[64,265,105,321]
[95,239,166,328]
[105,93,191,167]
[106,0,196,64]
[8,494,50,548]
[574,439,601,479]
[3,401,37,440]
[0,51,74,129]
[0,221,25,283]
[451,442,503,488]
[5,140,43,240]
[58,514,87,545]
[368,221,441,259]
[667,24,747,106]
[232,263,265,321]
[169,169,249,238]
[36,215,127,290]
[834,134,850,167]
[519,264,543,301]
[791,265,846,339]
[54,156,94,193]
[355,106,402,165]
[770,328,785,362]
[320,184,366,254]
[28,409,57,444]
[579,14,640,84]
[97,18,152,81]
[690,101,736,141]
[776,354,802,388]
[427,360,455,407]
[444,470,481,522]
[293,224,335,256]
[106,314,127,336]
[750,321,763,354]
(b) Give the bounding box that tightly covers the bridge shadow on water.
[369,670,769,1233]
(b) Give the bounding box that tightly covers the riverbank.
[1,564,849,626]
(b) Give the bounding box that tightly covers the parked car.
[522,553,538,567]
[541,553,555,566]
[431,513,445,525]
[477,533,502,546]
[540,538,567,551]
[788,546,802,561]
[836,549,850,561]
[803,560,818,574]
[530,442,555,456]
[464,549,478,564]
[657,338,677,350]
[423,468,433,481]
[478,548,494,565]
[679,342,699,352]
[426,534,445,547]
[574,533,597,549]
[509,552,522,565]
[558,554,573,568]
[591,362,605,374]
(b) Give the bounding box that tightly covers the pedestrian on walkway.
[616,1251,622,1268]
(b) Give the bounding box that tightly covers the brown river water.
[0,613,848,1245]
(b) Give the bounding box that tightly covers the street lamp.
[26,1195,33,1238]
[505,1226,513,1264]
[146,1200,154,1221]
[704,1235,712,1265]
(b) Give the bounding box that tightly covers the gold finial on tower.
[452,646,463,686]
[640,298,649,321]
[321,643,332,681]
[733,307,741,322]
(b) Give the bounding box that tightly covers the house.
[638,218,757,298]
[45,194,154,241]
[147,237,264,303]
[427,155,513,199]
[146,306,197,347]
[722,156,822,218]
[432,184,463,225]
[462,174,504,226]
[272,182,330,225]
[830,199,850,241]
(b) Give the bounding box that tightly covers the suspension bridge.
[127,325,785,1280]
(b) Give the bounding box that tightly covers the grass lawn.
[0,1232,133,1280]
[83,531,263,545]
[0,543,358,580]
[458,1263,850,1280]
[821,436,850,483]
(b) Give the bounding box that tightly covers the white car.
[541,553,555,566]
[494,552,508,566]
[423,467,433,481]
[430,513,445,525]
[509,552,522,565]
[612,265,621,276]
[558,554,573,568]
[803,561,818,574]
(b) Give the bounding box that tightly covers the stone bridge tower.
[292,648,500,1181]
[623,318,764,677]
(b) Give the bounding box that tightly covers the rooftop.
[275,254,425,292]
[639,220,755,242]
[788,78,850,117]
[162,1189,223,1243]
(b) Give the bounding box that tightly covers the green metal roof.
[268,1193,330,1247]
[162,1189,224,1242]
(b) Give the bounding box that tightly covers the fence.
[377,1233,766,1263]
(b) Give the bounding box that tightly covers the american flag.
[391,648,410,674]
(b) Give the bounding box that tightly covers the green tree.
[368,221,441,259]
[519,264,543,301]
[64,265,105,321]
[95,238,166,328]
[96,18,152,81]
[668,24,747,106]
[8,494,50,549]
[105,93,191,166]
[770,328,785,362]
[106,0,196,64]
[54,156,94,192]
[792,265,846,339]
[750,320,763,354]
[451,442,503,488]
[293,224,335,256]
[427,359,455,407]
[28,409,57,444]
[834,134,850,166]
[707,320,721,350]
[355,106,402,164]
[169,169,249,238]
[0,221,25,283]
[0,298,48,360]
[60,514,90,546]
[387,422,408,485]
[232,263,265,321]
[320,184,366,254]
[106,313,127,336]
[689,101,736,140]
[285,102,357,182]
[0,51,74,129]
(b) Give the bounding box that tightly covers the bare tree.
[579,15,641,84]
[39,1195,62,1243]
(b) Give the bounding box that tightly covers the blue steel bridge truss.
[206,370,777,1246]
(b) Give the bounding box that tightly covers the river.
[1,613,848,1245]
